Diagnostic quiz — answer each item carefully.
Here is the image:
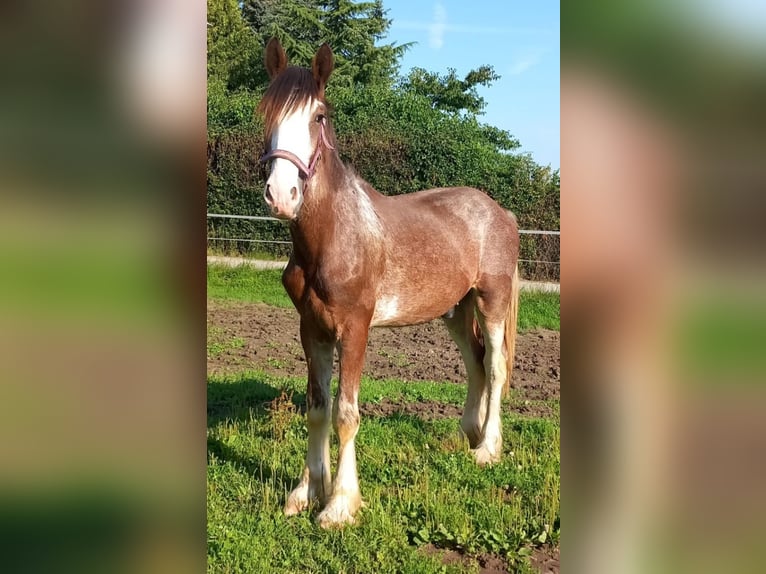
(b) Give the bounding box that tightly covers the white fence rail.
[207,213,560,279]
[207,213,559,236]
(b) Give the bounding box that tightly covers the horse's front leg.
[316,318,369,528]
[284,321,333,516]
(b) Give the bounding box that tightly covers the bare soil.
[207,301,559,415]
[421,543,559,574]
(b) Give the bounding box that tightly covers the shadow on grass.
[207,376,453,495]
[207,374,307,427]
[207,375,307,496]
[207,435,296,494]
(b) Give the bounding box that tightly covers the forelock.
[257,67,320,140]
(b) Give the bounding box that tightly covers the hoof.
[284,487,309,516]
[284,479,325,516]
[316,494,361,529]
[460,421,483,449]
[472,442,501,466]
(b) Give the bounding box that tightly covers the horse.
[257,37,520,528]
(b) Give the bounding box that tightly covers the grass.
[516,291,560,331]
[207,247,287,261]
[207,266,290,307]
[207,264,560,332]
[207,372,560,573]
[207,262,560,572]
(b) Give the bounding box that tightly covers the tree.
[241,0,410,88]
[207,0,264,90]
[321,0,410,86]
[399,65,500,115]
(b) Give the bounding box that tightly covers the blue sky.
[381,1,560,169]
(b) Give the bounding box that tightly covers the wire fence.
[207,213,560,282]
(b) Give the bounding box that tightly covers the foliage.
[400,65,501,115]
[239,0,409,88]
[206,0,560,276]
[207,0,265,91]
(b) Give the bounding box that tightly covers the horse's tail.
[503,262,520,397]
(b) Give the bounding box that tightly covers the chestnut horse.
[258,38,520,528]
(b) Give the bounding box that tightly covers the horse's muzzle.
[264,183,301,220]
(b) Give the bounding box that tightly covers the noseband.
[259,116,335,181]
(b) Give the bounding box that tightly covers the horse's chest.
[284,263,375,335]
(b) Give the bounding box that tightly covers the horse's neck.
[290,161,384,268]
[289,191,336,264]
[288,157,344,262]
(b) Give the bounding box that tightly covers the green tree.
[242,0,410,87]
[207,0,264,90]
[399,65,501,115]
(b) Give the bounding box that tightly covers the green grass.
[207,266,291,307]
[207,264,560,331]
[517,291,560,331]
[207,262,560,572]
[207,247,286,261]
[207,372,560,573]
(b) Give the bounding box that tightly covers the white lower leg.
[317,399,361,527]
[460,365,488,447]
[285,406,331,515]
[473,325,507,465]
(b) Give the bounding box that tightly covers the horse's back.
[375,185,518,266]
[368,186,518,326]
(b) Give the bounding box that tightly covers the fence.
[207,213,560,282]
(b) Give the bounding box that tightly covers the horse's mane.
[258,66,320,141]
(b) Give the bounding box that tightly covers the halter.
[259,115,335,181]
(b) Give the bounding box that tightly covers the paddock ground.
[208,300,559,415]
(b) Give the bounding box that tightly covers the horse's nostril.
[265,184,273,204]
[290,186,298,201]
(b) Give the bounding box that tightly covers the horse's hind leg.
[442,291,487,448]
[284,320,333,516]
[473,277,514,465]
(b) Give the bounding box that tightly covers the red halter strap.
[259,116,335,181]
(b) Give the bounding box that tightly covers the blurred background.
[1,0,765,572]
[0,1,205,572]
[562,1,766,573]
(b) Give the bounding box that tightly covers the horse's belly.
[370,279,470,327]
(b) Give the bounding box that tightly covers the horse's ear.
[312,43,334,98]
[265,37,287,80]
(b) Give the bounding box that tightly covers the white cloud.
[428,2,447,49]
[508,58,537,76]
[508,50,545,76]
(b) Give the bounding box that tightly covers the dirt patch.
[360,398,464,421]
[359,397,555,421]
[207,301,559,409]
[421,543,559,574]
[421,544,509,574]
[530,545,560,574]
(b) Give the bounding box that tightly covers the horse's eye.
[315,114,325,123]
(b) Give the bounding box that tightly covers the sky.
[381,1,560,170]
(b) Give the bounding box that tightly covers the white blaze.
[266,102,316,214]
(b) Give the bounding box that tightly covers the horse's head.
[258,38,335,220]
